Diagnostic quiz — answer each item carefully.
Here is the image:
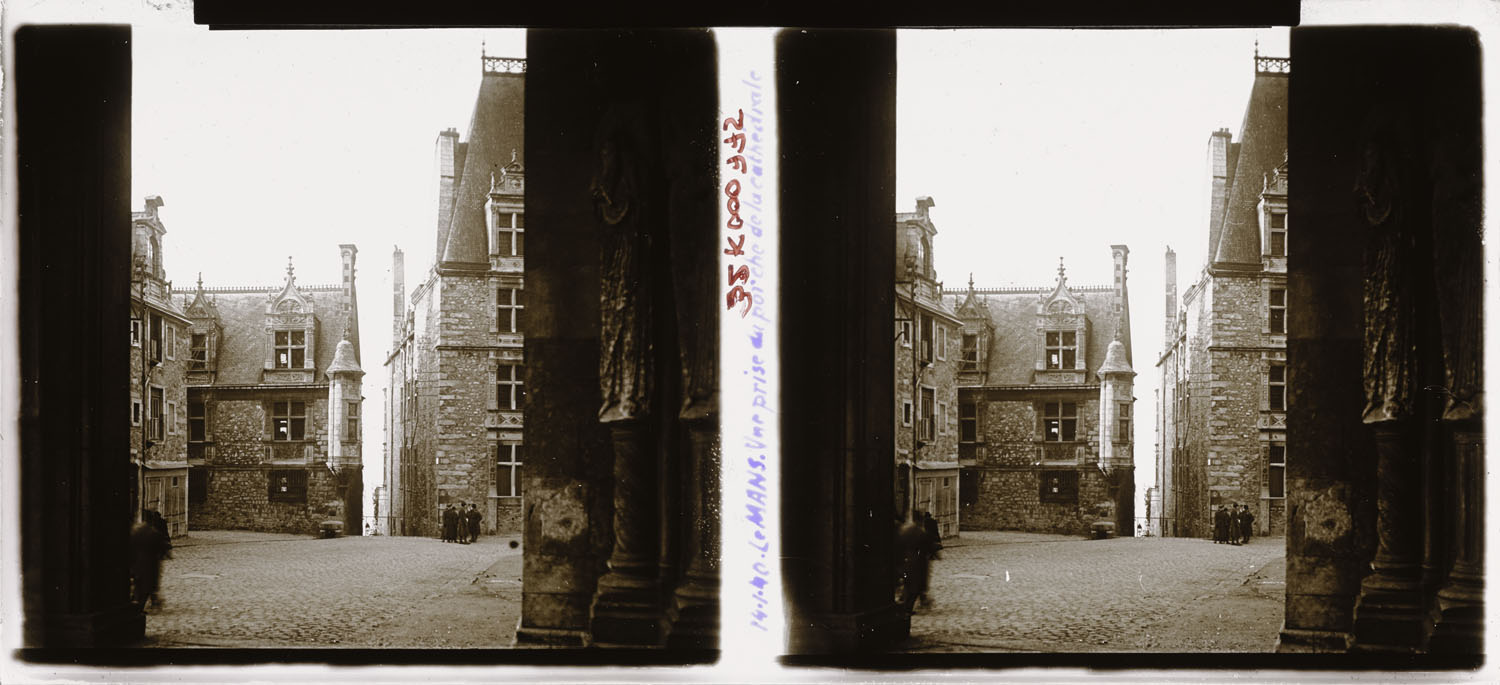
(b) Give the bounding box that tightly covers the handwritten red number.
[728,264,749,286]
[722,109,744,131]
[727,155,748,173]
[727,286,753,317]
[723,132,746,154]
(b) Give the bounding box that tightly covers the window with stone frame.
[188,400,207,442]
[272,400,306,441]
[1116,402,1131,442]
[496,363,524,411]
[274,330,306,369]
[959,401,977,442]
[898,319,912,348]
[936,323,947,360]
[149,313,164,364]
[132,399,142,427]
[166,400,178,435]
[919,387,936,441]
[497,287,527,333]
[1268,363,1287,411]
[1045,330,1076,370]
[902,400,912,427]
[494,211,525,257]
[189,332,208,370]
[148,387,165,441]
[267,468,307,503]
[1038,469,1078,504]
[165,323,176,360]
[496,443,522,498]
[1043,401,1077,442]
[1269,288,1287,335]
[1268,443,1286,498]
[919,313,934,364]
[130,318,142,347]
[961,333,979,371]
[346,401,359,441]
[1268,212,1287,257]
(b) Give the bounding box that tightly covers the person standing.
[130,510,172,612]
[1240,504,1255,544]
[1213,504,1227,543]
[442,504,458,542]
[466,504,483,543]
[894,515,928,614]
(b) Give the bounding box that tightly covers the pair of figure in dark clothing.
[441,503,483,543]
[130,509,172,613]
[895,511,943,613]
[1213,503,1255,545]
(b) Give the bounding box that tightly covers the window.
[166,401,178,435]
[961,333,979,371]
[149,313,163,364]
[272,401,306,441]
[936,324,947,360]
[1039,470,1079,504]
[267,469,308,503]
[1269,212,1286,257]
[938,401,948,435]
[131,400,142,427]
[1116,402,1131,442]
[274,330,306,369]
[1043,401,1077,442]
[188,400,206,442]
[190,333,208,370]
[130,319,142,347]
[1268,364,1286,411]
[497,363,524,411]
[919,387,936,441]
[919,314,934,364]
[1268,444,1286,498]
[165,324,176,360]
[899,320,912,348]
[495,211,525,257]
[902,400,912,426]
[171,476,179,487]
[189,467,207,505]
[1269,288,1286,335]
[346,401,359,440]
[959,401,977,442]
[496,443,522,498]
[148,387,165,441]
[497,287,527,333]
[1045,331,1077,370]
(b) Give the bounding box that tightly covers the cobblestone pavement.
[144,530,523,648]
[900,532,1285,653]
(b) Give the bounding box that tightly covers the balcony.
[1037,441,1082,464]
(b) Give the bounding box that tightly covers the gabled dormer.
[1259,154,1288,273]
[263,257,319,384]
[1034,258,1090,385]
[955,274,994,381]
[184,273,223,383]
[487,149,525,271]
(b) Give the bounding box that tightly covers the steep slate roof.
[440,68,525,268]
[1214,70,1288,266]
[945,285,1126,387]
[194,278,353,386]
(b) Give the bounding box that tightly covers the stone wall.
[191,465,341,535]
[961,466,1112,535]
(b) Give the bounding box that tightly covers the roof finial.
[481,39,487,58]
[287,256,295,281]
[511,148,518,164]
[1057,256,1067,283]
[968,272,974,291]
[196,272,203,291]
[1254,38,1259,59]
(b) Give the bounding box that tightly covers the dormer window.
[961,333,979,371]
[274,330,306,369]
[1045,330,1076,370]
[492,210,525,257]
[1268,212,1287,257]
[190,333,208,370]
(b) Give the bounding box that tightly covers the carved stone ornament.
[1356,110,1419,424]
[591,105,654,423]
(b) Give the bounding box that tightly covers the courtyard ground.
[900,531,1286,652]
[142,529,524,648]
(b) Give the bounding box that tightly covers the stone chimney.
[145,194,164,220]
[435,128,461,260]
[915,195,935,219]
[340,243,358,302]
[1206,128,1232,265]
[1163,246,1177,349]
[391,246,405,346]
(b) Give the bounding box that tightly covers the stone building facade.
[384,54,526,538]
[1155,55,1288,539]
[130,196,190,538]
[894,197,961,538]
[180,246,365,536]
[942,249,1136,537]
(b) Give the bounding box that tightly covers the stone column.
[17,26,145,646]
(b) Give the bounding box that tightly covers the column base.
[513,620,590,648]
[589,572,663,647]
[24,602,145,647]
[1429,574,1485,654]
[1352,578,1430,652]
[664,574,720,649]
[1276,627,1352,653]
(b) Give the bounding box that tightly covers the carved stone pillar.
[666,420,722,649]
[590,420,663,646]
[1430,429,1483,653]
[1351,422,1427,650]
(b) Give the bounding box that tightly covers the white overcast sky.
[898,28,1288,515]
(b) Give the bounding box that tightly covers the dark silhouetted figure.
[894,515,928,614]
[466,504,482,543]
[1213,505,1229,544]
[130,510,172,612]
[442,504,459,543]
[1239,505,1255,545]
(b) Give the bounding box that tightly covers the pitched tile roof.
[945,284,1128,387]
[441,69,525,268]
[190,274,353,387]
[1214,70,1288,267]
